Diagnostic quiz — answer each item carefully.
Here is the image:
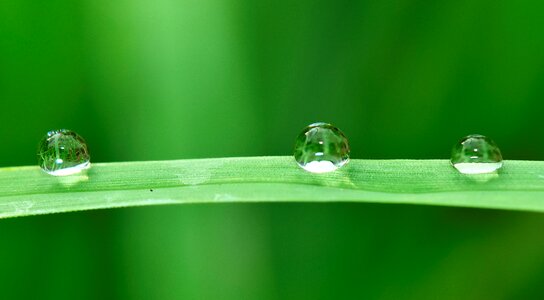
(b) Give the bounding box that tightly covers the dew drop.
[37,129,91,176]
[294,122,350,173]
[451,134,503,174]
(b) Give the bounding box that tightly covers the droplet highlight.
[294,122,350,173]
[451,134,503,174]
[37,129,91,176]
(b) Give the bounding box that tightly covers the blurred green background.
[1,0,544,299]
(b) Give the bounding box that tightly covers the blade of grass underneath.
[1,156,544,219]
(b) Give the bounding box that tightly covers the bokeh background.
[1,0,544,299]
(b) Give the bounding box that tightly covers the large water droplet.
[294,122,350,173]
[37,129,91,176]
[451,134,503,174]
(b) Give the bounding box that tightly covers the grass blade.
[1,156,544,219]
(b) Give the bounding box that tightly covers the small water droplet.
[451,134,503,174]
[37,129,91,176]
[294,122,350,173]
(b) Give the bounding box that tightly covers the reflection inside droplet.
[452,162,503,174]
[300,160,341,174]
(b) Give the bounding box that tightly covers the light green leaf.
[1,157,544,219]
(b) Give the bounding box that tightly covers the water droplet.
[37,129,91,176]
[294,122,350,173]
[451,134,503,174]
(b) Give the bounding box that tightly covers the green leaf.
[1,157,544,219]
